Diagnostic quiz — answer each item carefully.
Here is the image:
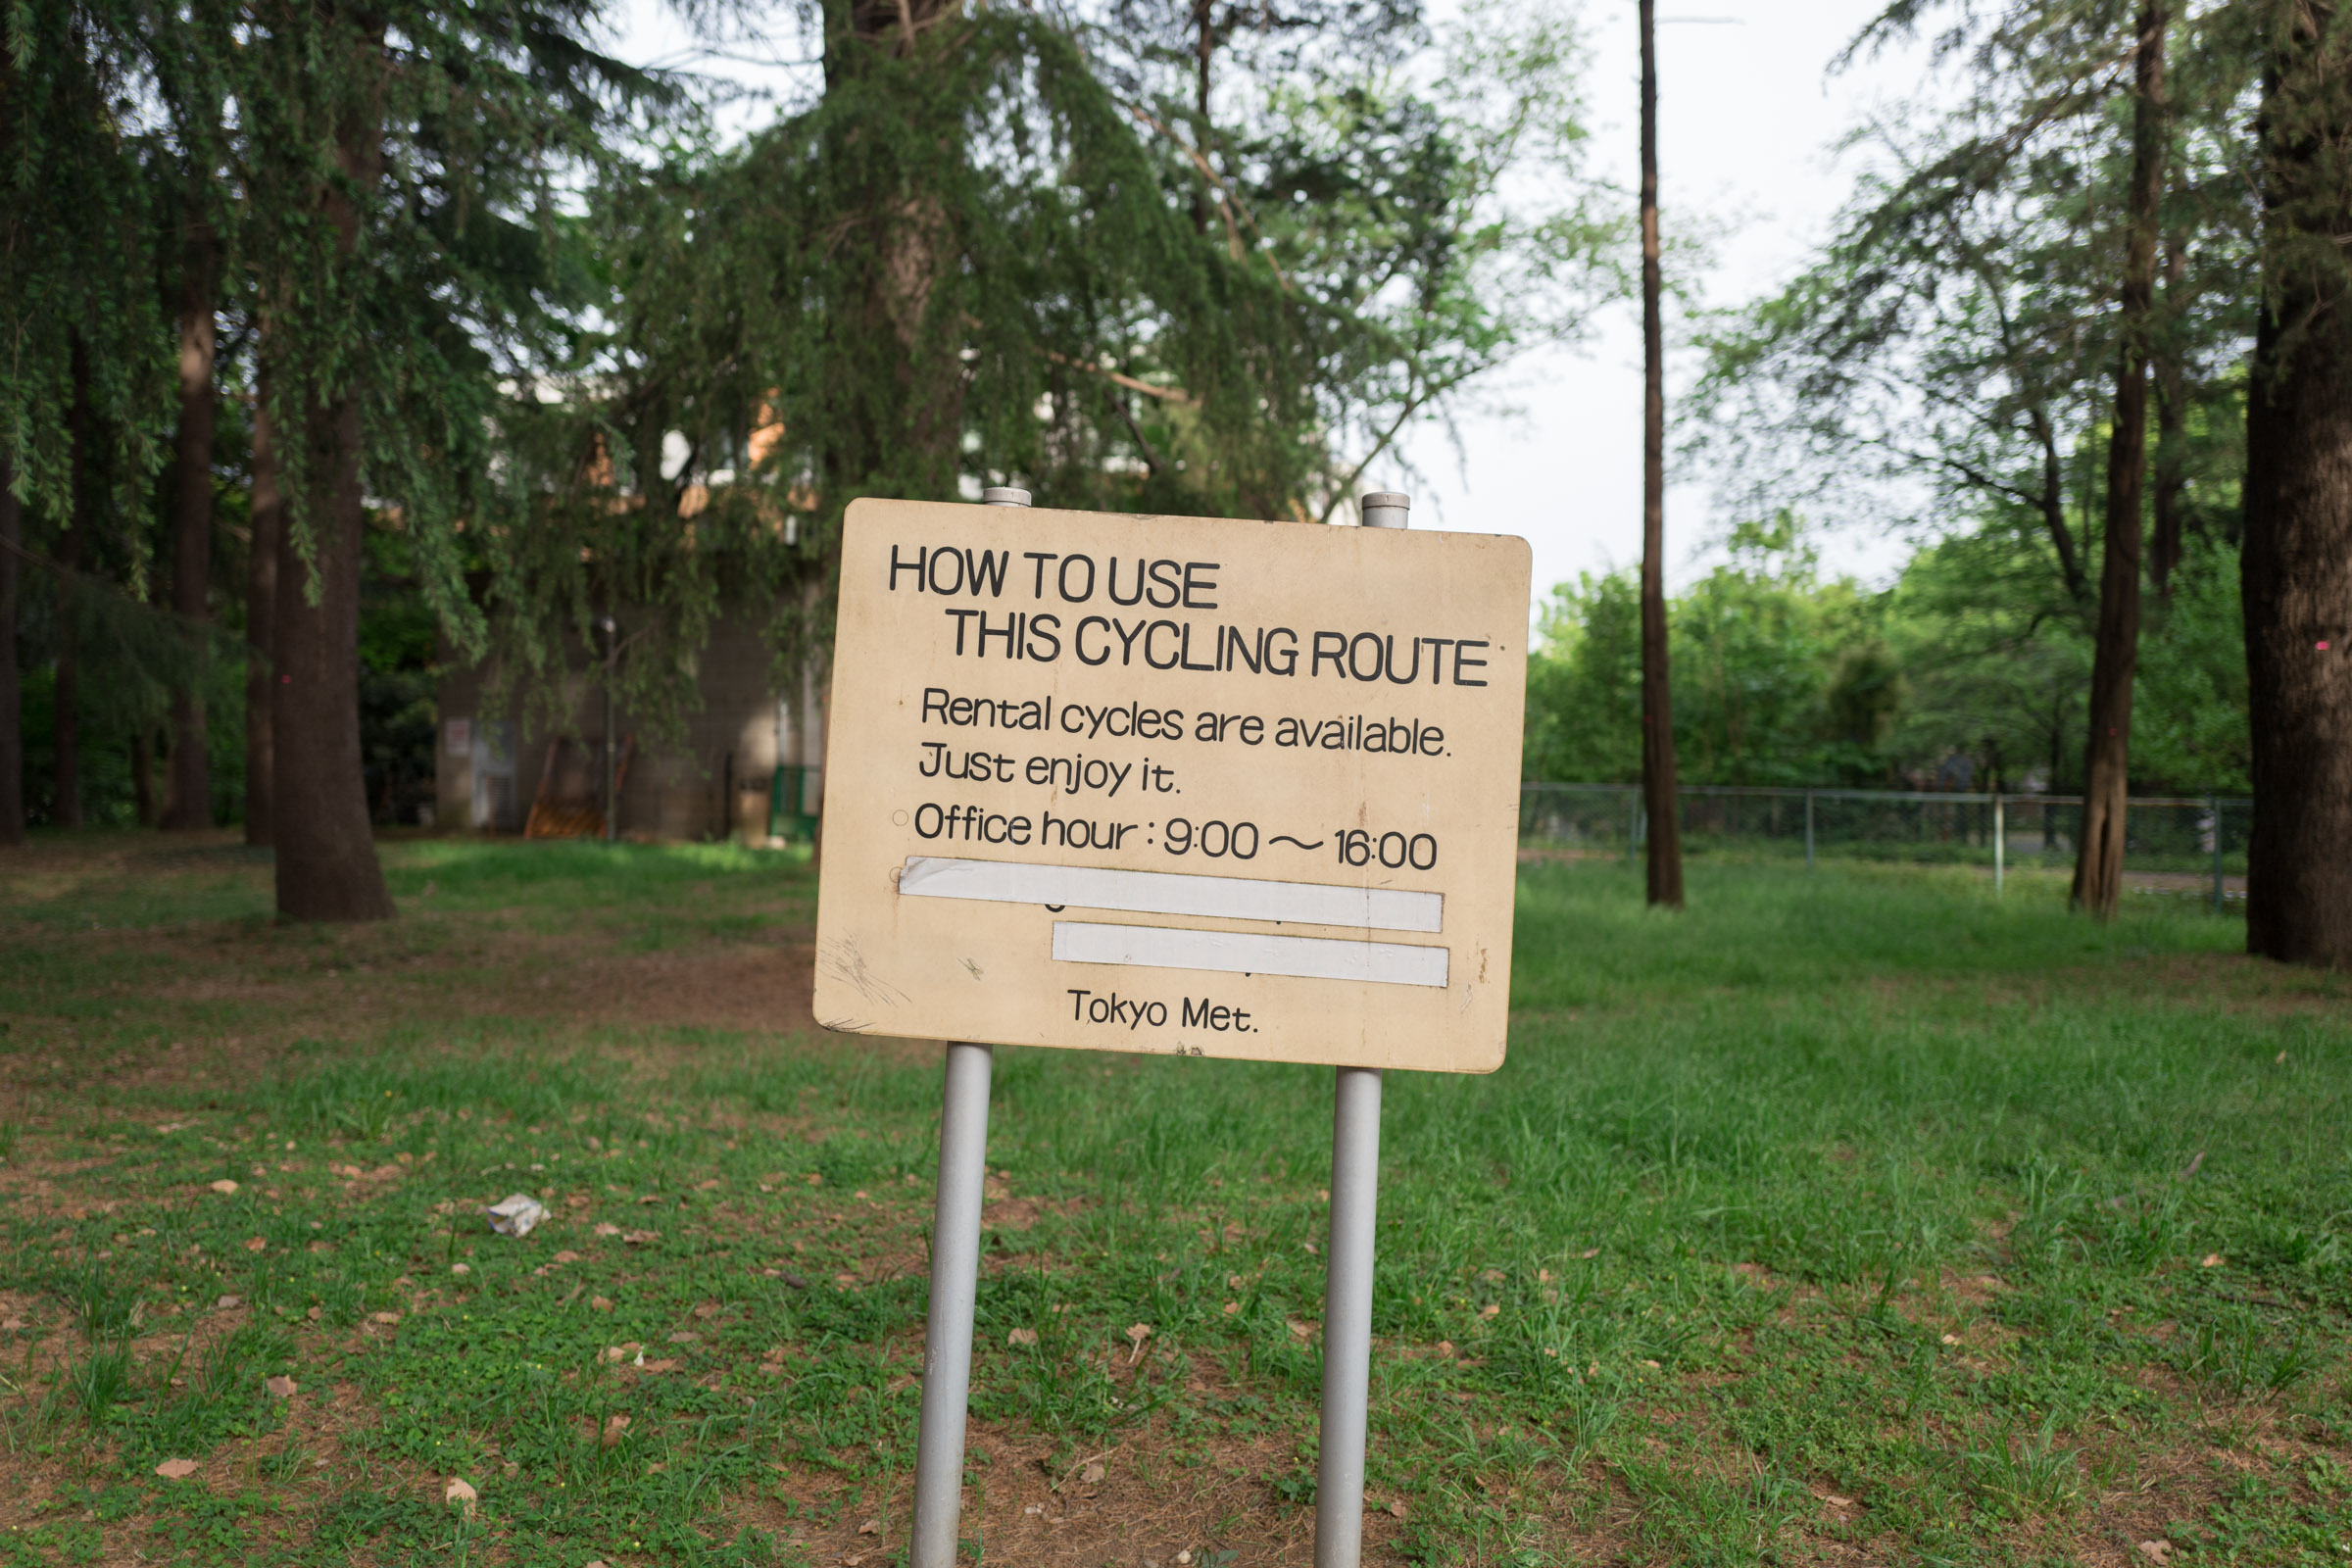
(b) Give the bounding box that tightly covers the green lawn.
[1,834,2347,1566]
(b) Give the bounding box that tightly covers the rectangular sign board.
[811,498,1530,1073]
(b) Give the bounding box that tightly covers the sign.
[811,499,1529,1073]
[445,717,473,759]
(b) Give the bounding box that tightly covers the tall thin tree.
[270,21,393,921]
[2071,0,2167,920]
[160,213,219,830]
[1638,0,1684,908]
[243,371,279,847]
[2242,0,2352,966]
[0,457,20,845]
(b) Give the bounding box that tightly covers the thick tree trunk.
[2071,0,2166,921]
[56,344,91,829]
[245,376,280,846]
[0,455,21,845]
[162,222,219,829]
[1637,0,1684,909]
[2242,3,2352,966]
[273,113,392,921]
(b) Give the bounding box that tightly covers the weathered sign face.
[811,498,1530,1073]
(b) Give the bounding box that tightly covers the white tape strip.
[899,856,1443,933]
[1050,920,1449,989]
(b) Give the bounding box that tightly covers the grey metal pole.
[907,483,1030,1568]
[1804,790,1815,872]
[1993,793,2004,896]
[1317,1064,1383,1568]
[1310,487,1405,1568]
[2210,795,2223,914]
[909,1042,993,1568]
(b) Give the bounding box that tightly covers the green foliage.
[1525,514,2247,791]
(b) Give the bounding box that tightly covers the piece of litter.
[216,1295,240,1310]
[2201,1253,2224,1268]
[265,1375,298,1398]
[450,1262,471,1276]
[208,1179,238,1195]
[1177,1550,1194,1564]
[485,1194,548,1238]
[443,1477,477,1515]
[1642,1358,1662,1370]
[1081,1461,1106,1485]
[155,1458,199,1480]
[1940,1333,1960,1346]
[1008,1327,1039,1347]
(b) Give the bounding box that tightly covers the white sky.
[608,0,1936,607]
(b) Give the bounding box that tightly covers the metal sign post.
[907,486,1029,1568]
[1310,490,1408,1565]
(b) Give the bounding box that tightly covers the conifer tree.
[2241,0,2352,965]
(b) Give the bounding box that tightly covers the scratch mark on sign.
[961,957,985,982]
[817,1014,872,1034]
[818,939,909,1008]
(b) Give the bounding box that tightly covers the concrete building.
[433,614,825,843]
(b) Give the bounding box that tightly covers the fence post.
[1993,793,2004,896]
[1804,790,1815,872]
[2211,794,2223,914]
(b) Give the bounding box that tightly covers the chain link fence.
[1518,783,2248,908]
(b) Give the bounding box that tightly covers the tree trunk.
[273,110,393,921]
[0,454,21,845]
[2071,0,2166,921]
[132,728,158,826]
[2150,235,2187,595]
[2242,3,2352,967]
[56,342,90,829]
[1638,0,1684,909]
[1192,0,1213,236]
[162,225,220,832]
[245,372,280,847]
[163,221,219,829]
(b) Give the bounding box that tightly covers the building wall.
[435,615,825,842]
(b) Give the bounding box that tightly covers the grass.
[0,831,2348,1565]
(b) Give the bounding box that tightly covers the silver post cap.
[981,486,1032,508]
[1358,491,1410,529]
